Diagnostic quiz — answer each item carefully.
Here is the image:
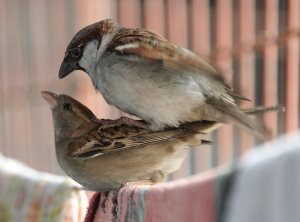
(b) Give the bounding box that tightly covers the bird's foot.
[119,182,131,190]
[91,117,148,129]
[118,180,154,191]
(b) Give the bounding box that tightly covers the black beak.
[59,60,78,79]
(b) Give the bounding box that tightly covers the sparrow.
[41,91,283,191]
[59,19,272,140]
[41,91,212,191]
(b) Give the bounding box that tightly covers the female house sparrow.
[41,91,212,191]
[59,19,269,140]
[41,91,283,191]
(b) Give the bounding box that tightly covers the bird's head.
[59,19,120,79]
[41,91,98,140]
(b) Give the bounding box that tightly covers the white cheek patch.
[78,40,99,73]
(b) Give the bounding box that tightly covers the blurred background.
[0,0,298,180]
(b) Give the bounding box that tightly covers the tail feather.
[203,96,285,140]
[208,107,270,141]
[180,105,284,140]
[241,106,285,115]
[227,91,251,102]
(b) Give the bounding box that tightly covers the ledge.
[84,168,232,222]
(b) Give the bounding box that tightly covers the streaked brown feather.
[108,28,226,84]
[69,124,198,159]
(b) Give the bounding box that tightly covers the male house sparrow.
[41,91,283,191]
[59,19,269,139]
[59,19,270,140]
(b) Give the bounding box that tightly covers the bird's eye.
[70,48,81,57]
[63,103,72,111]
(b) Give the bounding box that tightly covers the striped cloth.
[82,131,300,222]
[0,153,88,222]
[84,168,233,222]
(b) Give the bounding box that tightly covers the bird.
[41,91,283,191]
[41,91,211,191]
[59,19,272,140]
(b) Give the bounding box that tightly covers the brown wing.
[107,27,252,102]
[108,27,226,84]
[68,125,197,160]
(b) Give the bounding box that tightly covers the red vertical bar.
[285,0,300,133]
[190,0,212,172]
[166,0,188,47]
[47,0,68,173]
[86,0,118,22]
[0,0,8,156]
[215,0,234,165]
[166,0,189,179]
[118,0,142,27]
[263,0,279,138]
[28,0,50,87]
[238,0,256,153]
[143,0,166,36]
[2,1,32,166]
[191,0,211,58]
[27,0,51,171]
